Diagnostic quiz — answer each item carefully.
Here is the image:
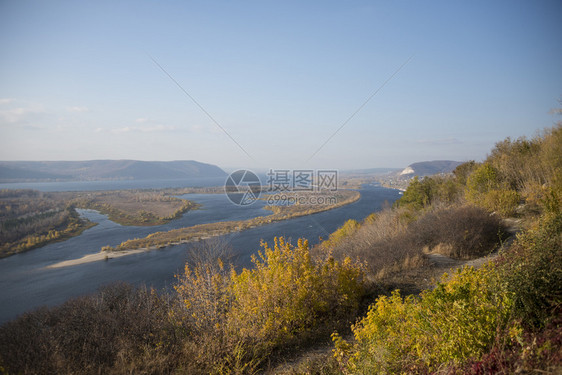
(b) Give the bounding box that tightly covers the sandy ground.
[46,249,149,269]
[46,191,362,269]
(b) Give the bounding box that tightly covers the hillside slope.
[0,160,227,182]
[399,160,463,176]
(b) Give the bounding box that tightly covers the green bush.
[397,175,465,213]
[465,163,521,216]
[453,160,478,186]
[499,213,562,327]
[397,176,435,210]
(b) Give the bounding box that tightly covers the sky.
[1,1,561,170]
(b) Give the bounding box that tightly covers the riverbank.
[47,248,148,268]
[47,190,361,268]
[70,190,200,226]
[0,189,202,258]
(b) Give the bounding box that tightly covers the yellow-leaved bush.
[333,264,515,374]
[320,219,361,250]
[228,237,365,348]
[174,236,365,372]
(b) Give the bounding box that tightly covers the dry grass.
[0,283,185,374]
[70,190,197,226]
[106,190,360,251]
[319,205,505,283]
[90,194,184,218]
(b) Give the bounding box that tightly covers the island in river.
[0,188,201,257]
[48,189,360,268]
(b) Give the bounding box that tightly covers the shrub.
[397,175,464,212]
[453,160,478,186]
[173,252,237,372]
[323,208,420,278]
[325,205,504,282]
[321,219,360,250]
[396,176,443,210]
[409,205,505,259]
[173,237,366,373]
[333,264,515,374]
[228,238,365,351]
[455,315,562,374]
[498,213,562,327]
[0,283,181,374]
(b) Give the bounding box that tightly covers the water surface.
[0,185,399,323]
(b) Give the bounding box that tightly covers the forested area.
[0,190,93,257]
[0,189,199,257]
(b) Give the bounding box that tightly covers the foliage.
[395,176,436,210]
[70,190,197,226]
[409,205,505,259]
[333,136,562,372]
[466,124,562,216]
[395,124,562,218]
[0,204,95,258]
[324,204,504,282]
[229,238,364,349]
[465,163,520,216]
[466,163,500,194]
[320,219,360,250]
[453,160,477,186]
[0,284,181,375]
[498,213,562,327]
[455,315,562,374]
[396,174,465,212]
[0,240,356,375]
[333,265,515,374]
[319,207,419,278]
[172,237,365,373]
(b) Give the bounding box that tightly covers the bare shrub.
[0,283,182,374]
[186,236,234,268]
[322,205,504,281]
[409,205,505,259]
[323,208,422,277]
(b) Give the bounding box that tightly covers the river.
[0,183,400,323]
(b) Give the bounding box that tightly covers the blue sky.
[1,1,561,170]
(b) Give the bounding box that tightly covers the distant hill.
[0,160,227,182]
[0,165,71,182]
[399,160,463,177]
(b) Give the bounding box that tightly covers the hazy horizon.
[1,1,561,170]
[0,158,461,173]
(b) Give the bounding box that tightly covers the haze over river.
[0,180,400,323]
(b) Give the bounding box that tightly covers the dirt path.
[268,251,505,374]
[268,218,522,373]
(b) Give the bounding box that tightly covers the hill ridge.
[0,160,226,182]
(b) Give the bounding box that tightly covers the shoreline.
[46,191,361,269]
[46,248,148,268]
